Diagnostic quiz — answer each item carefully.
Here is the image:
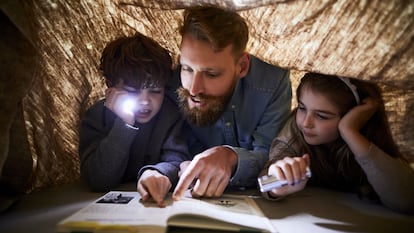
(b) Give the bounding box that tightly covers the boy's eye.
[123,88,139,95]
[150,89,163,94]
[127,90,138,94]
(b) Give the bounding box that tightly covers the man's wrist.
[222,145,238,175]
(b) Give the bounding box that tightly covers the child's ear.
[238,53,250,78]
[105,79,113,87]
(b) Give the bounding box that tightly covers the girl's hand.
[338,97,378,135]
[267,154,310,197]
[338,97,378,157]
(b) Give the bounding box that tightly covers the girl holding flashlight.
[79,33,190,207]
[260,73,414,214]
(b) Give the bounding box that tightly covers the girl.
[261,72,414,214]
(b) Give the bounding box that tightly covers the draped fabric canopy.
[1,0,413,193]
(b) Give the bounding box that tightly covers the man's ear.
[238,52,250,78]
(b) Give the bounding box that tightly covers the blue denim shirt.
[168,55,292,188]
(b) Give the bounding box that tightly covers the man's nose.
[188,72,204,96]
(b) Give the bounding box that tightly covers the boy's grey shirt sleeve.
[79,116,138,191]
[137,118,190,188]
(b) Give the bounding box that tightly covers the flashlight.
[121,98,136,114]
[258,168,312,193]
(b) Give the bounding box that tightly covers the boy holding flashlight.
[79,33,190,207]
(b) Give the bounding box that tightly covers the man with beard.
[170,6,292,200]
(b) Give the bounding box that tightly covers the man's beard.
[176,85,235,127]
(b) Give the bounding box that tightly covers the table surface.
[0,181,413,233]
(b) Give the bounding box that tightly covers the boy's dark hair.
[180,6,248,60]
[99,32,172,89]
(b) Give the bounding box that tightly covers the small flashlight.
[121,98,136,114]
[258,168,312,193]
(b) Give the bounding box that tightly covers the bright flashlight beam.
[122,98,136,114]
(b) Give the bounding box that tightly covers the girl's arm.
[339,97,414,214]
[355,144,414,214]
[261,119,311,200]
[338,97,377,156]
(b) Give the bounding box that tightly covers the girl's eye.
[297,104,306,111]
[316,114,329,120]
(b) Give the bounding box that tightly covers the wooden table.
[0,181,412,233]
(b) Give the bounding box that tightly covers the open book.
[56,191,277,233]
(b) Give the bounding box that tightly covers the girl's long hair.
[271,73,402,197]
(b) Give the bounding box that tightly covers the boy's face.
[116,82,165,124]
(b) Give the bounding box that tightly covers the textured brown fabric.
[0,0,412,193]
[0,2,35,194]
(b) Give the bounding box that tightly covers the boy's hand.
[104,87,135,125]
[137,170,171,207]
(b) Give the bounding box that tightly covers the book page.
[57,191,276,233]
[168,194,276,232]
[57,191,168,233]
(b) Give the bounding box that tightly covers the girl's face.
[296,87,341,145]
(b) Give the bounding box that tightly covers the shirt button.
[226,122,231,127]
[231,105,236,109]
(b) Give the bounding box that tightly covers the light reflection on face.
[117,84,164,124]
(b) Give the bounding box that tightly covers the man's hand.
[178,161,191,177]
[173,146,238,200]
[137,169,171,207]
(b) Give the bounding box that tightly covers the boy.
[79,33,189,207]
